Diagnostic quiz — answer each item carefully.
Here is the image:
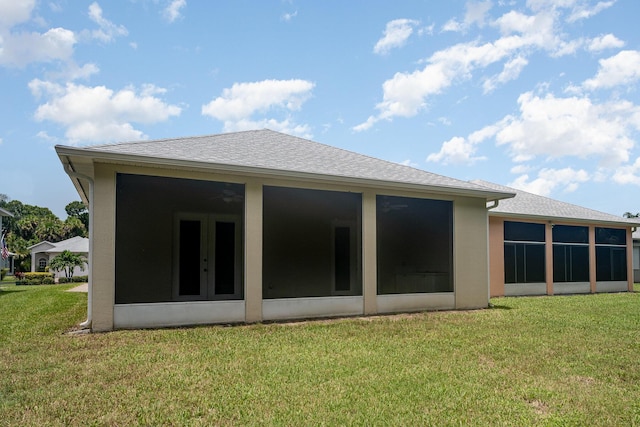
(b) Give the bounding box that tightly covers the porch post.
[545,223,554,295]
[362,190,377,315]
[589,226,597,293]
[244,180,263,323]
[627,228,634,292]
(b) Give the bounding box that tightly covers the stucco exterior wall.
[91,164,117,332]
[88,161,493,331]
[453,197,490,309]
[487,216,635,298]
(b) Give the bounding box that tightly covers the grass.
[1,282,639,426]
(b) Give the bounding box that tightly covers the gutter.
[63,158,94,330]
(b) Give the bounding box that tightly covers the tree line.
[1,194,88,272]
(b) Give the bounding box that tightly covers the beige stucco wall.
[453,197,490,309]
[87,161,493,331]
[91,164,117,332]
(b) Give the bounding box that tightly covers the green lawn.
[1,282,639,426]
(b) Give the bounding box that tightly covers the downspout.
[64,161,94,330]
[486,199,499,210]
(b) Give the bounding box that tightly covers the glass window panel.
[504,242,545,283]
[179,220,201,296]
[553,245,589,282]
[596,246,628,281]
[570,246,590,282]
[524,244,545,283]
[504,244,516,284]
[552,225,589,244]
[504,221,545,242]
[595,228,626,245]
[377,196,452,294]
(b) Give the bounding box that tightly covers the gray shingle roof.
[473,180,640,226]
[60,129,512,198]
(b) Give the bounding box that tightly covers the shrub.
[42,277,55,285]
[22,272,55,285]
[1,268,8,280]
[58,277,71,284]
[72,275,88,283]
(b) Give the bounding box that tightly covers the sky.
[1,0,640,219]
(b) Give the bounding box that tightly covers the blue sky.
[1,0,639,219]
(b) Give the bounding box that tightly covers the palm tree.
[623,212,640,218]
[49,250,86,279]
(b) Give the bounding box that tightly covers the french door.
[173,213,242,301]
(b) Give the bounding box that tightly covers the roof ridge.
[77,129,268,150]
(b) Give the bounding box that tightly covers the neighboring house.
[56,129,515,331]
[29,236,89,279]
[633,229,640,283]
[473,180,640,297]
[1,207,15,274]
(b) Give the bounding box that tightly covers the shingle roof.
[46,236,89,253]
[473,180,640,226]
[61,129,512,199]
[29,236,89,253]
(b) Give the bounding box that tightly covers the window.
[595,227,627,281]
[38,258,47,271]
[504,221,545,284]
[262,186,362,299]
[115,174,245,304]
[553,225,589,283]
[377,196,452,294]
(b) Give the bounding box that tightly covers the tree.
[49,250,86,279]
[0,196,88,272]
[65,201,89,231]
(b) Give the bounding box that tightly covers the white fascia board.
[488,211,640,228]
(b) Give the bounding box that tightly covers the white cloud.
[426,136,487,165]
[567,0,615,23]
[0,27,76,67]
[281,11,298,22]
[355,3,587,131]
[583,50,640,90]
[29,79,181,144]
[509,167,589,196]
[483,55,528,93]
[373,19,419,55]
[201,79,315,137]
[163,0,186,23]
[0,0,35,29]
[494,91,639,167]
[612,157,640,185]
[88,2,128,42]
[587,34,624,52]
[442,1,493,32]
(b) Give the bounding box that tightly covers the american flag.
[1,233,8,260]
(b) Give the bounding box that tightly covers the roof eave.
[56,145,516,201]
[488,211,640,227]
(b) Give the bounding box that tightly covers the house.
[1,207,15,274]
[473,180,640,297]
[55,129,515,331]
[29,236,89,279]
